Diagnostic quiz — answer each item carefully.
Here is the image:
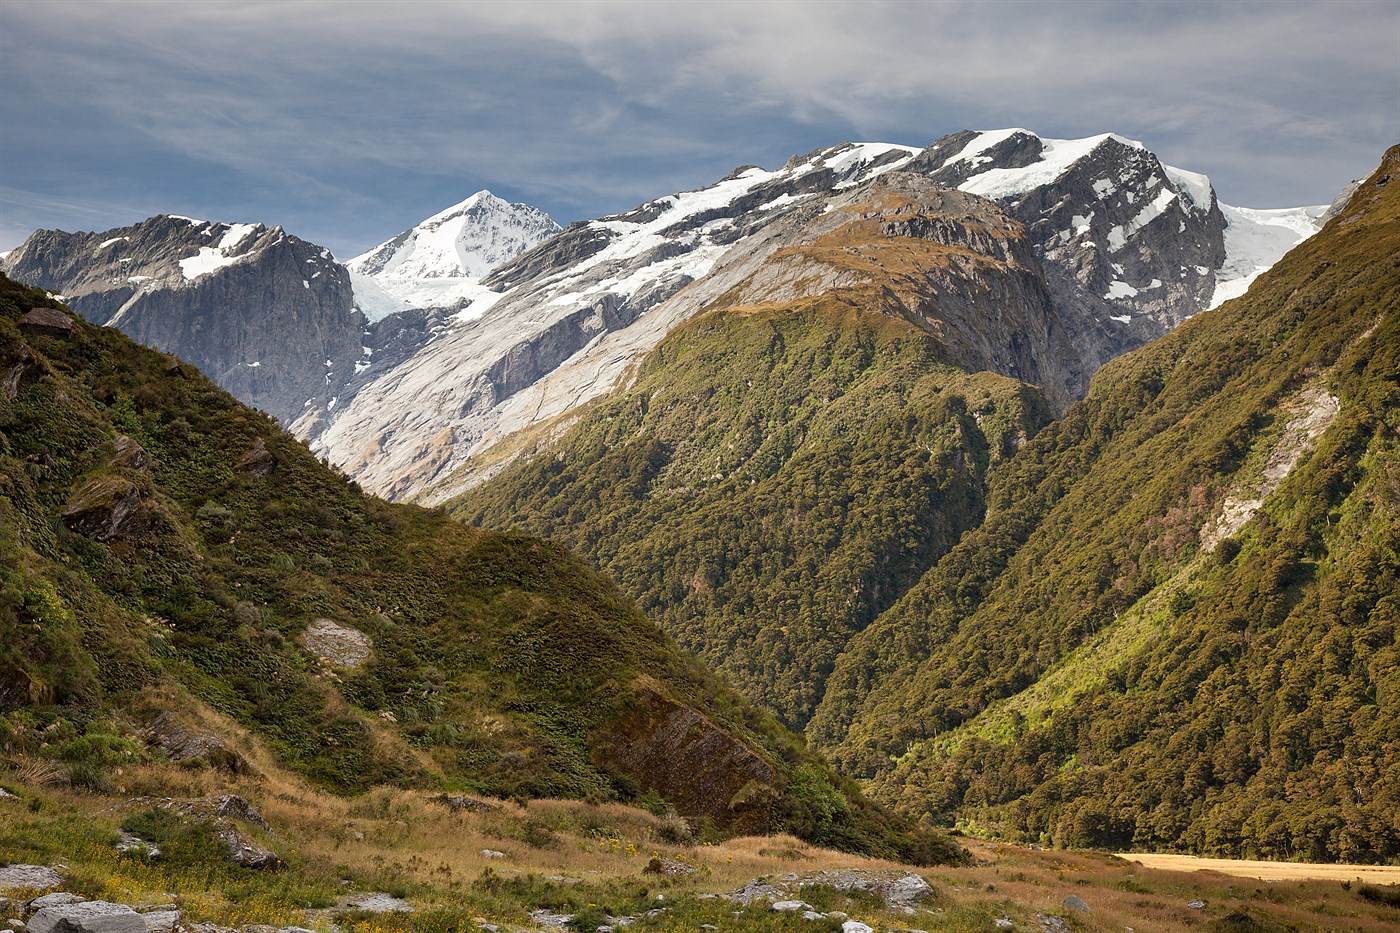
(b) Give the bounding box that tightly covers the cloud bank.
[1,0,1395,256]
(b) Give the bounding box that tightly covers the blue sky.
[1,0,1396,259]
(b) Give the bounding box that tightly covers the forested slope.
[0,273,957,864]
[815,145,1400,861]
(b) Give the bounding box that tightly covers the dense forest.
[462,146,1400,862]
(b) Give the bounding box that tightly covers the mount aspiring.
[1,130,1326,503]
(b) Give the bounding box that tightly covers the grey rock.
[140,714,248,774]
[211,794,269,830]
[301,619,370,669]
[61,476,147,542]
[0,867,62,895]
[110,436,152,472]
[115,833,160,859]
[217,826,280,870]
[1187,900,1207,910]
[4,216,366,426]
[841,922,874,933]
[233,439,276,478]
[4,919,22,932]
[27,901,145,933]
[0,788,18,800]
[525,909,572,929]
[28,896,86,911]
[18,308,75,335]
[479,849,505,859]
[439,794,495,813]
[339,894,411,914]
[139,912,177,933]
[771,901,810,912]
[1061,894,1089,913]
[1036,916,1069,933]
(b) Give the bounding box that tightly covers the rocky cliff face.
[311,142,930,499]
[1,216,366,425]
[911,130,1227,375]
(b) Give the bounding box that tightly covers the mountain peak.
[348,192,559,282]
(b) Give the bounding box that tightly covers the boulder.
[139,913,178,933]
[0,867,61,895]
[110,436,152,473]
[140,714,249,774]
[18,308,75,335]
[1061,894,1089,913]
[27,901,145,933]
[217,826,280,870]
[28,896,85,911]
[60,476,146,541]
[211,794,269,830]
[233,439,276,477]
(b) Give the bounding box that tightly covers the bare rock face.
[911,130,1228,387]
[2,216,366,426]
[601,679,779,833]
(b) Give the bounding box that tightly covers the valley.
[1,132,1396,932]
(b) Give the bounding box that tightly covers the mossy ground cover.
[1,760,1396,933]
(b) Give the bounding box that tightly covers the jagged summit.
[348,189,559,280]
[345,190,561,321]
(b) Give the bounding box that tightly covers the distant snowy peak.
[345,191,560,322]
[348,191,560,280]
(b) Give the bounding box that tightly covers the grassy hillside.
[0,273,956,865]
[814,145,1400,861]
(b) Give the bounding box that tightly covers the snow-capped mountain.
[307,141,925,498]
[0,215,366,424]
[1210,203,1330,308]
[301,130,1326,502]
[345,191,560,321]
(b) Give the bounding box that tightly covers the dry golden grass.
[1120,853,1400,884]
[5,697,1396,933]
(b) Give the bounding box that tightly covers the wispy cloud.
[1,0,1395,255]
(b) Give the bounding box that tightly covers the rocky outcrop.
[61,476,149,542]
[300,618,370,668]
[18,307,76,334]
[1,216,366,426]
[140,712,250,774]
[599,678,779,833]
[912,130,1227,382]
[306,132,1305,503]
[0,865,62,894]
